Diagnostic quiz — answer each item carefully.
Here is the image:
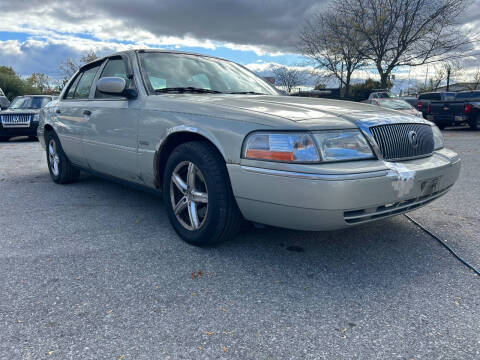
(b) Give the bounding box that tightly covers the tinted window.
[419,93,440,100]
[95,58,130,99]
[74,65,101,99]
[456,91,480,100]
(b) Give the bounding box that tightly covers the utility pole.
[446,67,451,91]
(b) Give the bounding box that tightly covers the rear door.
[82,56,140,182]
[55,62,103,167]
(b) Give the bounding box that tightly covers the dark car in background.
[0,95,54,142]
[0,88,10,110]
[424,91,480,130]
[416,92,456,115]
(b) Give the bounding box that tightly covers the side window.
[95,58,130,99]
[65,74,82,99]
[74,65,101,99]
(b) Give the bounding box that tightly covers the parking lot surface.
[1,129,479,359]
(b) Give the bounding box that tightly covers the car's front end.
[0,96,53,141]
[217,100,460,231]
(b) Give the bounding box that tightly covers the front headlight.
[314,130,374,161]
[242,130,375,163]
[432,125,444,150]
[32,114,39,122]
[243,132,320,162]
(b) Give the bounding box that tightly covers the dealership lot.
[0,130,479,359]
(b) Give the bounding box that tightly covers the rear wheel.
[437,123,446,130]
[469,115,479,130]
[0,137,9,142]
[163,141,242,246]
[45,131,80,184]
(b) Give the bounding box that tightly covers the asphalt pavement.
[0,129,479,359]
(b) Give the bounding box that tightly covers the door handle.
[55,109,61,114]
[83,110,92,116]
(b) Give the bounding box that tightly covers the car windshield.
[8,96,51,110]
[378,99,413,110]
[139,52,279,95]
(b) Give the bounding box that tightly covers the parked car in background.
[368,91,396,100]
[416,92,456,114]
[425,90,480,129]
[0,95,54,142]
[0,88,10,110]
[363,98,423,117]
[399,96,418,108]
[38,50,460,246]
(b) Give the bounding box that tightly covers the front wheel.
[163,141,242,246]
[45,131,80,184]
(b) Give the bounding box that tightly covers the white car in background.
[364,98,424,117]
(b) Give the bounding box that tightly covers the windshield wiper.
[154,87,223,94]
[228,91,267,95]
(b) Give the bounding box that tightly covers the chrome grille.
[370,123,434,160]
[1,114,32,128]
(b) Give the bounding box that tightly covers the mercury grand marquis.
[38,50,461,246]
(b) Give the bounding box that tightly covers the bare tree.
[59,50,99,86]
[332,0,472,88]
[427,61,463,90]
[300,12,366,98]
[272,66,303,94]
[466,67,480,90]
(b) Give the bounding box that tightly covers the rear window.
[455,91,480,100]
[418,93,441,100]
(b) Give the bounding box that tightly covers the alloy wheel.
[170,161,209,231]
[48,139,60,176]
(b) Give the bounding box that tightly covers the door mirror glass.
[96,77,126,95]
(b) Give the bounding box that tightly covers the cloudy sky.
[0,0,479,89]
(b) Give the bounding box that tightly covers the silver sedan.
[38,50,460,246]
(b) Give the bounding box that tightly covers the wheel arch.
[154,127,228,189]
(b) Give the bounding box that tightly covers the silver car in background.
[38,50,460,246]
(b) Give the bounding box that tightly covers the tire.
[163,141,242,246]
[437,123,446,130]
[29,136,38,141]
[0,137,9,142]
[45,131,80,184]
[469,115,479,130]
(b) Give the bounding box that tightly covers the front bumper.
[227,149,461,231]
[0,122,39,138]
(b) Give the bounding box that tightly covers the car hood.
[148,94,429,130]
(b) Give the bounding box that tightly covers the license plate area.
[419,177,441,196]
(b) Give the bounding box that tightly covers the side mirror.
[96,77,137,99]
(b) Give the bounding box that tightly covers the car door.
[55,62,103,167]
[82,56,140,182]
